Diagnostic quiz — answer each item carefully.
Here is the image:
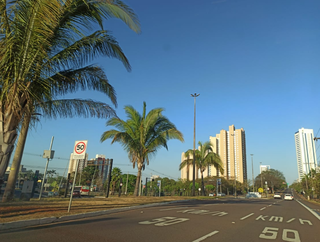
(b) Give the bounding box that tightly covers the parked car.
[284,194,294,201]
[274,193,282,199]
[217,193,226,197]
[72,190,81,198]
[209,193,215,197]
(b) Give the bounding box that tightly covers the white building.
[294,128,318,181]
[260,165,270,174]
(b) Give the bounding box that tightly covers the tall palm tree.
[2,98,117,202]
[100,102,184,196]
[180,141,223,196]
[0,0,140,179]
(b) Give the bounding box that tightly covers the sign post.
[68,140,88,212]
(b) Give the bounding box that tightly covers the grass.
[0,196,196,223]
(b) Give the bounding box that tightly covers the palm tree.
[180,141,224,196]
[101,102,184,196]
[0,0,140,179]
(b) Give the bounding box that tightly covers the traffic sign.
[73,140,88,159]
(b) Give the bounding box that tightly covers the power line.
[145,167,178,180]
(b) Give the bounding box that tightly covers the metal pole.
[191,93,199,196]
[145,177,148,196]
[251,154,254,192]
[105,159,113,198]
[260,162,262,189]
[125,172,128,195]
[139,176,142,196]
[159,180,161,197]
[39,136,54,200]
[68,159,79,212]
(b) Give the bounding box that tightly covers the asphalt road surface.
[1,190,320,242]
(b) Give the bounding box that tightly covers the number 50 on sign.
[73,140,88,159]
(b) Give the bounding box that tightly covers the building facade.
[260,165,270,174]
[294,128,318,181]
[181,124,247,183]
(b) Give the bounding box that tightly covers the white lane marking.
[240,213,254,220]
[192,231,219,242]
[295,199,320,221]
[260,207,266,210]
[268,204,272,207]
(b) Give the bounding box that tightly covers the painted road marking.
[139,217,189,226]
[255,215,312,225]
[260,207,266,210]
[176,209,228,216]
[295,199,320,221]
[192,231,219,242]
[240,213,254,220]
[259,227,301,242]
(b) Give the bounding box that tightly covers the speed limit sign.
[73,140,88,159]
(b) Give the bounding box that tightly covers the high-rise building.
[260,165,270,174]
[87,155,109,184]
[294,128,318,181]
[181,124,247,183]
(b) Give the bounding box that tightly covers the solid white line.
[240,213,254,220]
[193,231,219,242]
[260,207,266,210]
[296,199,320,221]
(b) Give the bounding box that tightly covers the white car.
[274,193,282,199]
[209,193,215,197]
[217,193,226,197]
[284,194,294,201]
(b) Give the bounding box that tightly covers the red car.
[72,190,81,198]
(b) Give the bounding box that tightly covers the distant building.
[87,155,110,184]
[294,128,318,181]
[181,124,247,183]
[260,165,270,174]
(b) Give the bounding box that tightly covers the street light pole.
[260,162,262,189]
[191,93,200,197]
[251,154,254,192]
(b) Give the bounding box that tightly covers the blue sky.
[20,0,320,185]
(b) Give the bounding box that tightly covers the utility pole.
[125,172,128,195]
[105,159,113,198]
[260,162,262,189]
[39,136,54,200]
[191,93,200,196]
[251,154,254,192]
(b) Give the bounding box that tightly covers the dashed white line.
[260,207,266,211]
[193,231,219,242]
[240,213,254,220]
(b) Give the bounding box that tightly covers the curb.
[0,199,190,231]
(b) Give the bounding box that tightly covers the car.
[209,193,215,197]
[274,193,282,199]
[284,194,294,201]
[217,193,226,197]
[72,190,81,198]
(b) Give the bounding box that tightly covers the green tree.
[180,141,224,196]
[110,167,122,193]
[0,0,140,188]
[101,102,184,196]
[255,169,286,193]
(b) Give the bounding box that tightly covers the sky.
[17,0,320,185]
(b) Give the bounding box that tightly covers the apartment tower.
[181,125,247,183]
[294,128,318,181]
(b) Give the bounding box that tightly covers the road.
[1,191,319,242]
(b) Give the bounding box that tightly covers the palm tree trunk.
[134,163,143,196]
[0,107,19,180]
[2,115,31,202]
[201,172,205,196]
